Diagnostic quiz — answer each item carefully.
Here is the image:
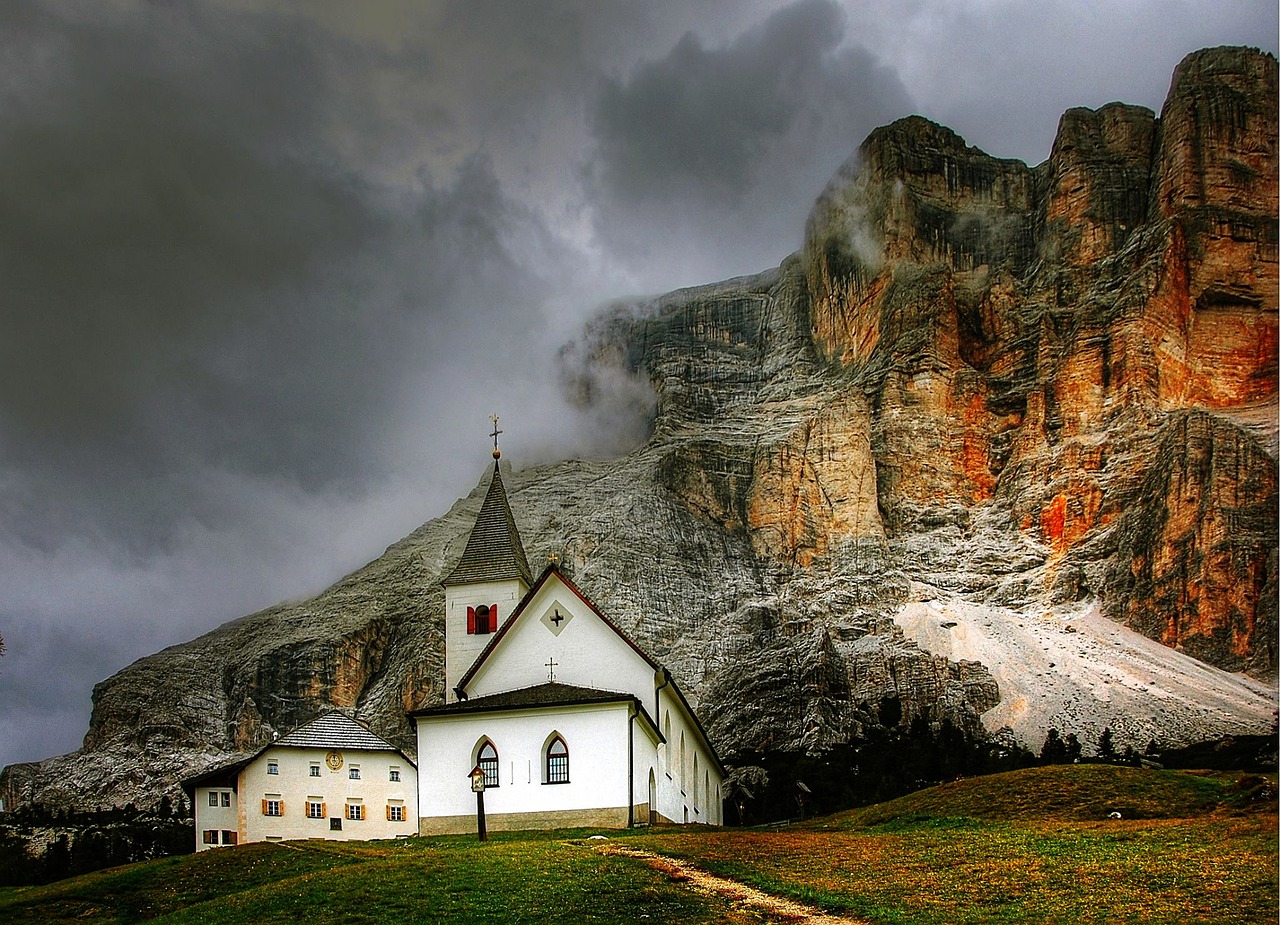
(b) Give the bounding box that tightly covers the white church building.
[410,450,724,834]
[182,440,723,850]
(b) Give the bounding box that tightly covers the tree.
[1097,727,1116,762]
[1064,733,1083,764]
[723,765,769,826]
[1040,728,1068,764]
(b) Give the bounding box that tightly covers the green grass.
[632,766,1279,925]
[0,766,1274,925]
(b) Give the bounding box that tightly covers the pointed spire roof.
[444,461,533,587]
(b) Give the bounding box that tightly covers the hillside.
[1,765,1274,924]
[2,46,1276,814]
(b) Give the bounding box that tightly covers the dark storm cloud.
[587,0,912,283]
[0,2,548,557]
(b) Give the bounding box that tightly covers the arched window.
[477,740,499,788]
[679,732,686,794]
[545,735,569,784]
[693,753,700,809]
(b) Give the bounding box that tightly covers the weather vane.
[490,414,502,459]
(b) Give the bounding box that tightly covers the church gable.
[459,567,657,704]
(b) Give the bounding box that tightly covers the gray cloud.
[587,0,912,285]
[0,0,1275,771]
[0,3,554,559]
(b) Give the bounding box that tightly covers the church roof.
[444,462,533,587]
[414,682,632,715]
[410,682,660,737]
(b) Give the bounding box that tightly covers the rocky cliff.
[3,47,1276,813]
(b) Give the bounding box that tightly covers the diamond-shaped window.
[540,602,573,636]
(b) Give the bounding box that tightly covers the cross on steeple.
[490,415,503,460]
[545,657,558,683]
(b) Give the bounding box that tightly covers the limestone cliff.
[2,47,1275,813]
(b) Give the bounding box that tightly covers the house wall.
[193,786,240,851]
[445,577,528,699]
[235,746,417,845]
[416,701,634,835]
[465,579,654,704]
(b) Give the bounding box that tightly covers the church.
[411,439,724,834]
[183,435,723,849]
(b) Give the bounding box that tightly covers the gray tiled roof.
[444,463,533,587]
[274,711,399,751]
[411,683,634,717]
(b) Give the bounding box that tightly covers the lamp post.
[469,765,487,841]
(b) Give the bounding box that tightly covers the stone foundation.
[419,804,630,836]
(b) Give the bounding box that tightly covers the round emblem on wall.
[325,750,344,770]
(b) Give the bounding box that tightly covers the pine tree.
[1097,727,1116,761]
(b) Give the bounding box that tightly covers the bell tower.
[442,418,532,701]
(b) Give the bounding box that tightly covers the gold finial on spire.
[490,414,503,459]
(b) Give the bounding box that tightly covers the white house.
[411,454,724,835]
[184,711,417,850]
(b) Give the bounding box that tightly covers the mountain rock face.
[3,47,1276,813]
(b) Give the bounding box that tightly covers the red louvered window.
[468,604,497,635]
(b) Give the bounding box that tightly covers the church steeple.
[443,459,532,588]
[442,420,533,700]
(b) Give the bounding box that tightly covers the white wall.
[445,577,528,699]
[193,786,239,851]
[465,576,654,704]
[653,687,723,825]
[417,702,635,821]
[234,746,417,845]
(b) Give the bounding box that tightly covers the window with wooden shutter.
[467,606,475,634]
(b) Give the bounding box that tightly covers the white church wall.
[238,746,417,845]
[416,701,637,835]
[654,690,723,825]
[464,579,654,704]
[444,577,528,698]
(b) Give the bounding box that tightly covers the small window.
[306,800,326,819]
[221,792,231,808]
[389,768,400,782]
[330,817,343,831]
[263,799,283,817]
[349,766,361,780]
[267,761,279,775]
[546,736,569,784]
[477,741,499,788]
[208,792,218,807]
[203,829,218,845]
[222,830,237,846]
[346,803,365,821]
[310,764,321,777]
[467,604,498,635]
[387,804,406,822]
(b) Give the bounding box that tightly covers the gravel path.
[588,841,865,924]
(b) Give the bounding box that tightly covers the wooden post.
[469,765,488,842]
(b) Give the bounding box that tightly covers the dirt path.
[587,841,866,924]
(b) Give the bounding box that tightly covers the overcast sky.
[1,0,1274,771]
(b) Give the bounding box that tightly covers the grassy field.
[0,765,1274,924]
